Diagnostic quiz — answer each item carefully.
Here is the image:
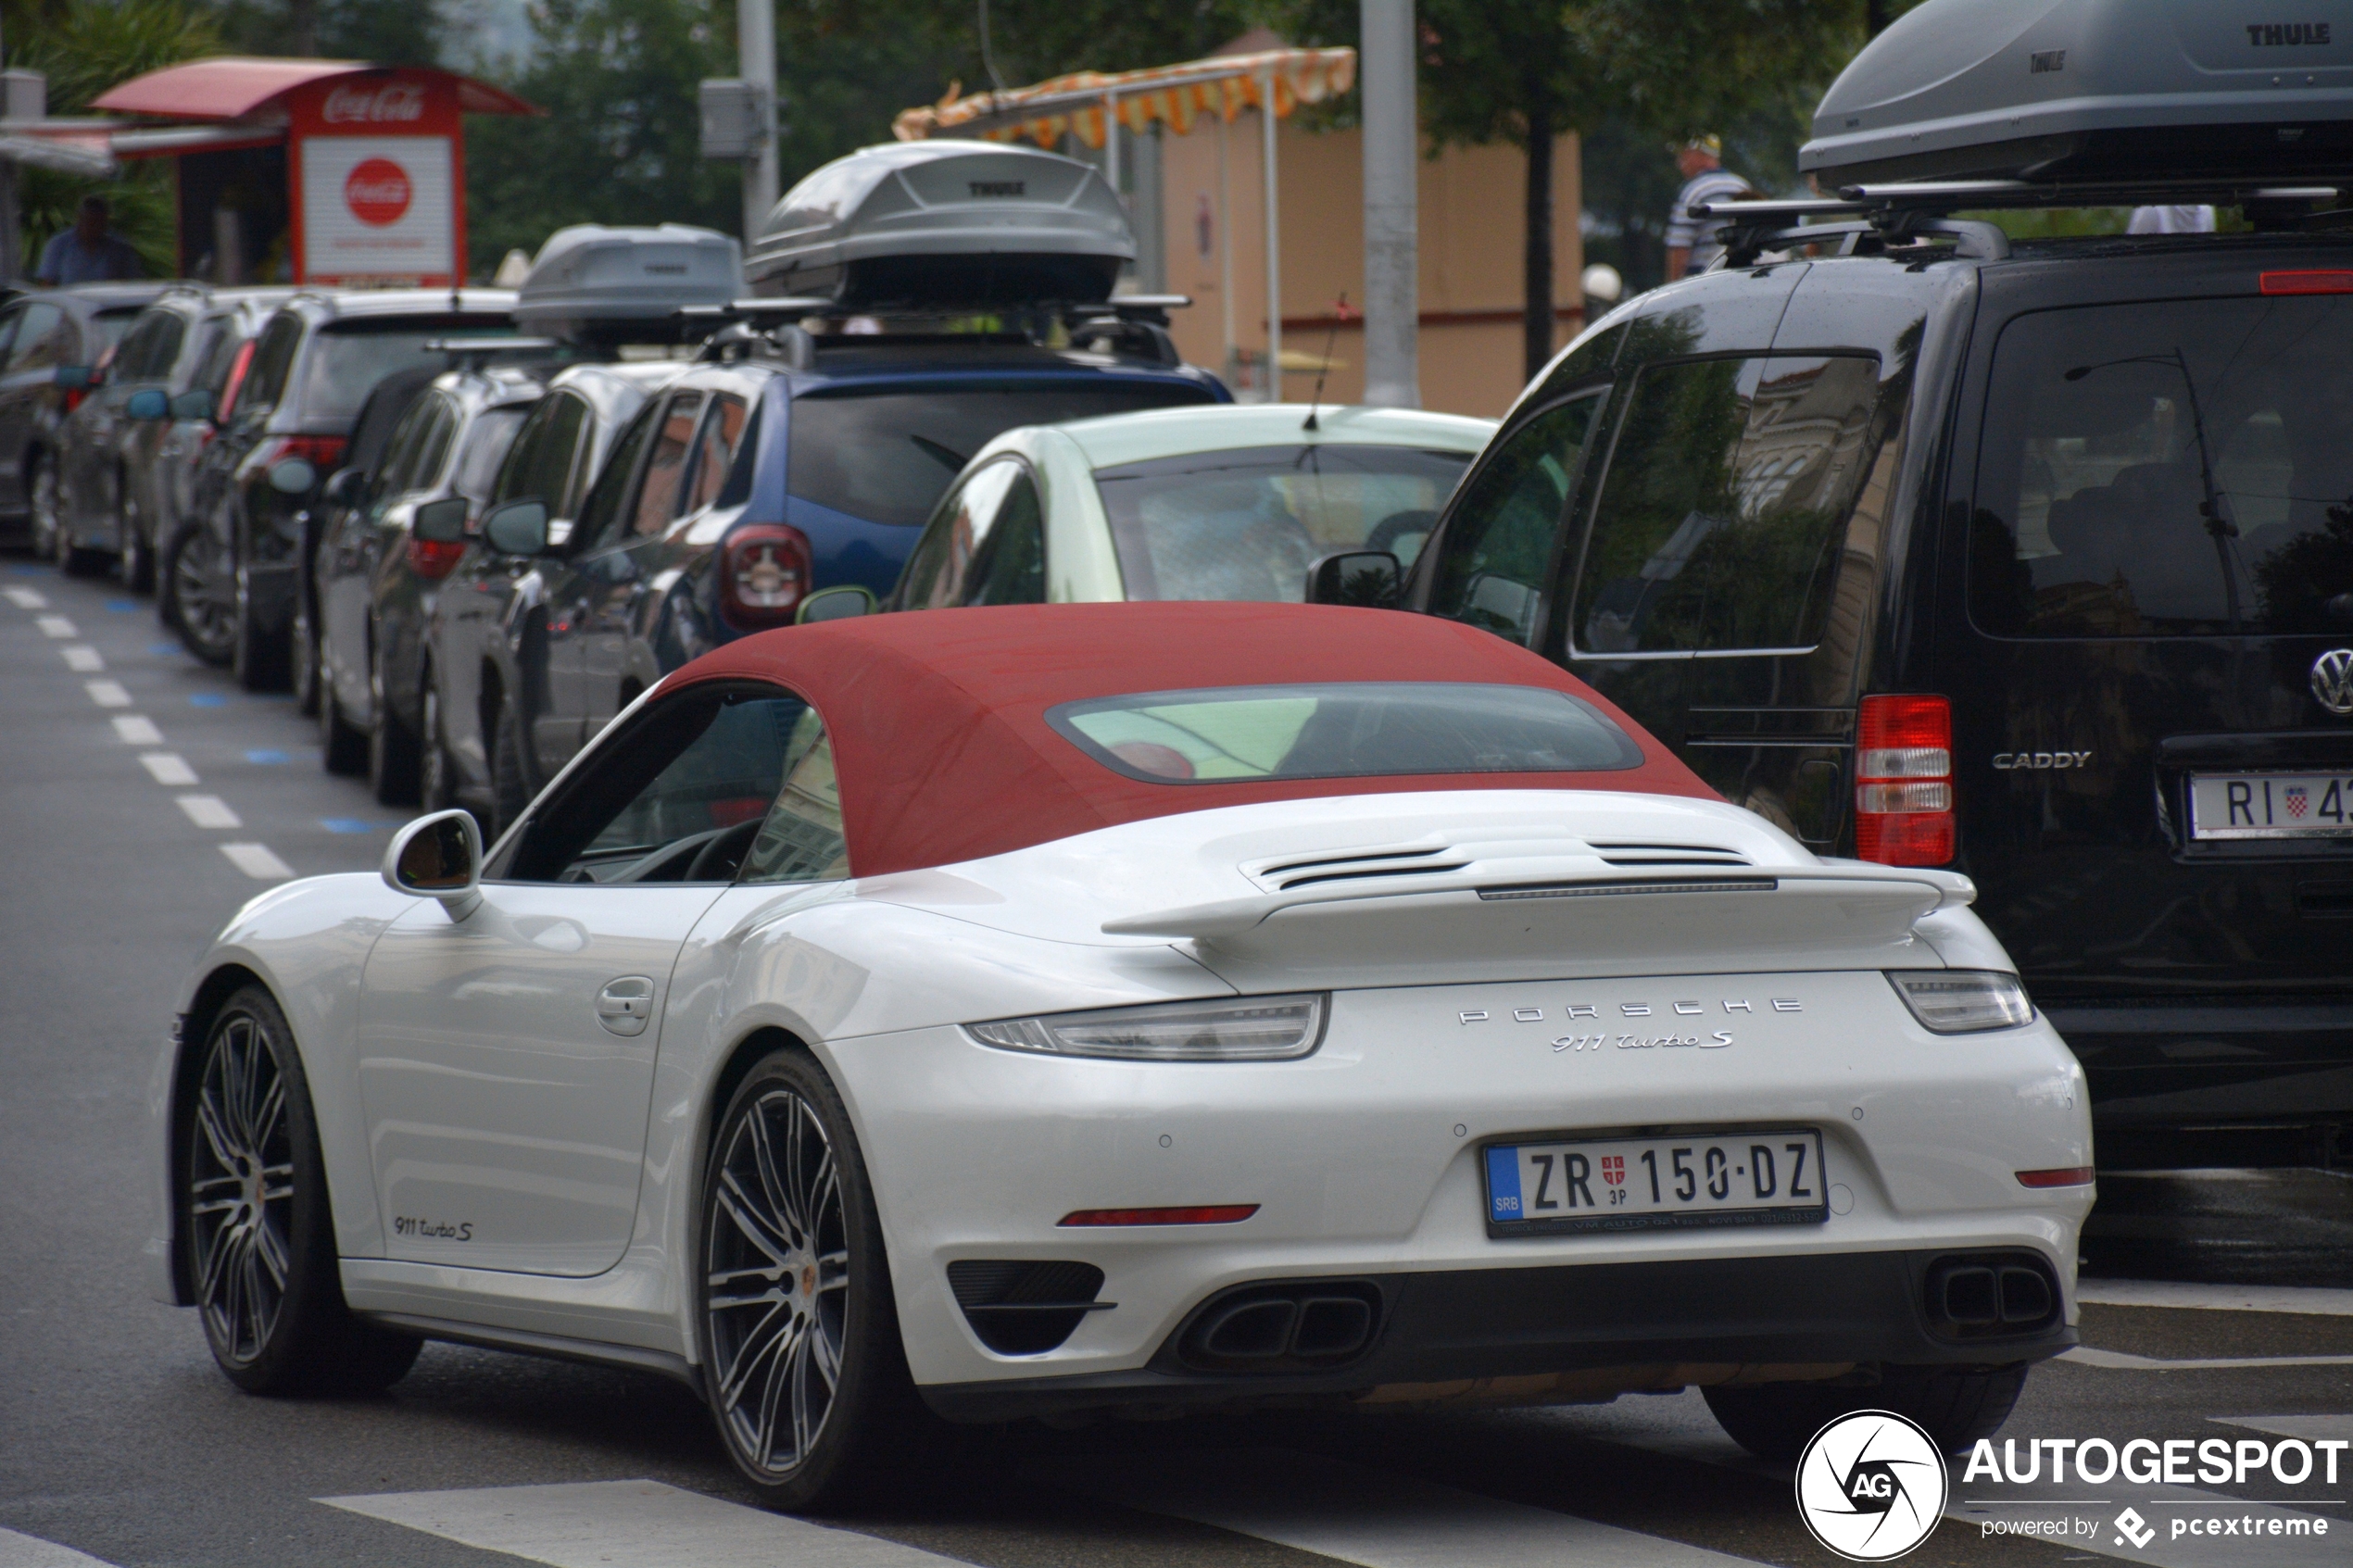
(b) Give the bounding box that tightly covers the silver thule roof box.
[515,224,745,344]
[1804,0,2353,185]
[745,140,1134,308]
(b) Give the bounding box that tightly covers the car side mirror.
[482,497,549,557]
[412,496,469,544]
[125,388,170,420]
[383,809,482,920]
[321,467,369,508]
[1305,549,1402,608]
[53,365,92,391]
[795,583,875,624]
[169,388,215,421]
[268,457,318,495]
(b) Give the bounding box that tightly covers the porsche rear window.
[1047,682,1643,784]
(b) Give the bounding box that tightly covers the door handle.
[596,975,655,1037]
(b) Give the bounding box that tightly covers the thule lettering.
[2247,21,2332,44]
[2029,48,2066,71]
[969,180,1026,195]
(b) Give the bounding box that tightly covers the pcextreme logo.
[1795,1411,1949,1561]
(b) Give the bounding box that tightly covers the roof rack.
[1692,179,2350,270]
[677,294,1194,368]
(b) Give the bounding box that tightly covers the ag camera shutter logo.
[1795,1410,1949,1561]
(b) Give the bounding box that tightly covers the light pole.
[1359,0,1418,408]
[738,0,778,238]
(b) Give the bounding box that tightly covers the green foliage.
[5,0,221,277]
[198,0,444,62]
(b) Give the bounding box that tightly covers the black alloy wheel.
[700,1049,923,1510]
[182,985,422,1395]
[1704,1364,2032,1461]
[290,598,321,717]
[367,655,422,806]
[163,520,238,664]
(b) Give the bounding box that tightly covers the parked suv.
[1389,220,2353,1161]
[164,288,514,684]
[0,282,167,557]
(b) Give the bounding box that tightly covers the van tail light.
[405,537,469,579]
[258,433,347,474]
[1856,693,1954,866]
[719,523,812,630]
[2260,270,2353,295]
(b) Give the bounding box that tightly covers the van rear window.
[1969,296,2353,638]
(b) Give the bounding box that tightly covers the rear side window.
[573,400,660,553]
[898,458,1045,608]
[240,315,304,411]
[1969,295,2353,637]
[453,407,529,506]
[497,392,589,515]
[1572,355,1888,656]
[786,381,1211,527]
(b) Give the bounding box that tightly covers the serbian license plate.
[1484,1130,1828,1236]
[2188,772,2353,840]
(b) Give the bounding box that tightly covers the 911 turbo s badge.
[1458,997,1799,1052]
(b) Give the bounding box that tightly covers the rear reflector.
[2261,270,2353,295]
[1856,694,1955,866]
[1058,1204,1259,1226]
[2015,1167,2095,1188]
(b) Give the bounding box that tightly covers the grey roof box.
[746,140,1134,307]
[515,224,744,341]
[1804,0,2353,184]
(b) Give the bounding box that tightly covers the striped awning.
[892,46,1356,151]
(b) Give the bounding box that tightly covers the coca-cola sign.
[343,157,413,226]
[321,82,426,125]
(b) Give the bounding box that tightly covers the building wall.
[1157,115,1581,419]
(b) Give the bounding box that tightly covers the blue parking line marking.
[189,693,229,708]
[107,598,137,612]
[245,748,290,764]
[320,818,380,834]
[9,564,43,576]
[149,641,185,657]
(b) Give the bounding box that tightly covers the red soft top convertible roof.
[662,602,1717,877]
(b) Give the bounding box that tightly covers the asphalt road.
[4,559,2352,1568]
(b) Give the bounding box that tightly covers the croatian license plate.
[1483,1130,1827,1236]
[2188,771,2353,840]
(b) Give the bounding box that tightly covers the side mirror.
[412,495,469,544]
[125,388,170,420]
[382,809,482,920]
[796,583,875,624]
[53,365,92,391]
[321,467,369,508]
[169,388,215,421]
[1305,549,1402,608]
[268,457,318,495]
[482,497,549,557]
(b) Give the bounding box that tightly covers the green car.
[884,402,1496,610]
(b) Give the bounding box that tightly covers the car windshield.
[1048,682,1644,783]
[1970,294,2353,637]
[301,324,512,424]
[787,382,1210,527]
[1094,443,1474,602]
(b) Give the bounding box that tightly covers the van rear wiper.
[911,434,969,473]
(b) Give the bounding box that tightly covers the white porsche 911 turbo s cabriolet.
[148,601,2093,1508]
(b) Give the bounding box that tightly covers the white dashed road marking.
[2,585,47,608]
[109,715,163,746]
[175,796,242,830]
[321,1478,966,1568]
[219,843,295,881]
[138,753,198,786]
[34,615,75,638]
[60,646,102,672]
[2080,1280,2353,1317]
[2215,1414,2353,1443]
[0,1525,119,1566]
[2062,1347,2353,1371]
[83,679,129,707]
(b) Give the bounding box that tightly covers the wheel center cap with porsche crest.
[2314,649,2353,717]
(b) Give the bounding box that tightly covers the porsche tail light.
[1856,693,1953,865]
[1886,970,2034,1033]
[406,537,469,579]
[719,523,812,630]
[967,994,1327,1061]
[1059,1206,1260,1226]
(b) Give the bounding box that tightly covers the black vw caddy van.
[1388,225,2353,1163]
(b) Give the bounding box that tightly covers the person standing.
[1663,136,1753,282]
[33,195,144,285]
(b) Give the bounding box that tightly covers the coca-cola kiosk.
[88,58,536,285]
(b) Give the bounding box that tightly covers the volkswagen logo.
[1793,1410,1948,1561]
[2315,649,2353,718]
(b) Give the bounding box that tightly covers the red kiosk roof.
[661,602,1718,878]
[91,58,538,120]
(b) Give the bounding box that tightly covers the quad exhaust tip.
[1176,1281,1384,1372]
[1925,1253,2057,1338]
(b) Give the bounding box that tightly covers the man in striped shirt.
[1664,136,1754,282]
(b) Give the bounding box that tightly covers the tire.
[290,598,321,717]
[367,657,422,807]
[233,583,290,693]
[122,514,155,594]
[700,1047,926,1511]
[489,694,535,835]
[163,521,237,664]
[28,454,61,563]
[320,679,367,777]
[418,679,457,816]
[182,985,422,1397]
[1704,1364,2032,1463]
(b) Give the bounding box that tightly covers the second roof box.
[515,224,745,342]
[1803,0,2353,184]
[746,140,1134,307]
